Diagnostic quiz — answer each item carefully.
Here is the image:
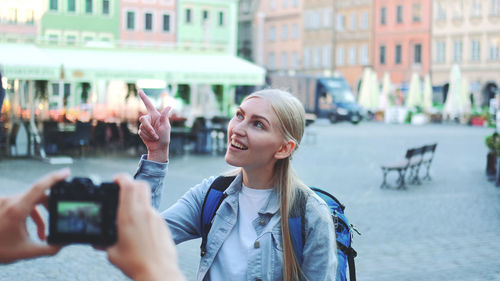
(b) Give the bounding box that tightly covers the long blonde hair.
[244,89,308,281]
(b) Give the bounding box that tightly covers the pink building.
[373,0,431,85]
[120,0,176,47]
[256,0,303,72]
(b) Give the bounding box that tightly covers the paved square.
[1,121,499,281]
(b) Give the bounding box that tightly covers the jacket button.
[259,218,266,225]
[254,241,260,248]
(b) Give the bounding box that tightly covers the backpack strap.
[200,176,235,257]
[337,243,357,281]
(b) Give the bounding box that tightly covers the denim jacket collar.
[224,173,280,215]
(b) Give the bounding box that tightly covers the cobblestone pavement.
[1,121,500,281]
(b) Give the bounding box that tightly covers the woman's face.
[225,97,286,170]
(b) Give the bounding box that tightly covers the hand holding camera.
[0,170,185,281]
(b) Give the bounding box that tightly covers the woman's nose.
[232,121,246,136]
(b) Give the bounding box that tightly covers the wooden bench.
[380,143,437,189]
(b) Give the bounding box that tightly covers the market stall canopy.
[42,47,266,85]
[0,43,60,80]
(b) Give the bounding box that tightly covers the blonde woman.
[135,89,337,281]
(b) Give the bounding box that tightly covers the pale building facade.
[255,0,303,73]
[119,0,176,47]
[302,0,334,76]
[431,0,500,105]
[334,0,372,93]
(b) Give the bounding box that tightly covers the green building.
[41,0,120,44]
[177,0,238,55]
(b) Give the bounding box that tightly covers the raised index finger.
[138,90,157,114]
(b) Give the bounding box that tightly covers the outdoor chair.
[380,148,418,189]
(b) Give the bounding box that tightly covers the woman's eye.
[236,112,243,120]
[254,121,264,129]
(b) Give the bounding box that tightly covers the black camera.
[48,177,119,246]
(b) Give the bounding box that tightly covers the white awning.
[0,43,60,80]
[0,43,266,85]
[42,46,266,85]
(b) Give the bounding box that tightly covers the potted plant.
[485,133,497,181]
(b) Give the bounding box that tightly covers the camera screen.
[56,201,102,235]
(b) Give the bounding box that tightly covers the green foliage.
[486,134,496,152]
[176,84,191,104]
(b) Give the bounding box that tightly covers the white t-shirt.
[209,184,273,281]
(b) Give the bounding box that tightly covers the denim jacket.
[135,156,337,281]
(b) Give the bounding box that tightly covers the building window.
[202,10,209,22]
[453,40,462,62]
[268,52,276,69]
[218,11,225,26]
[269,26,276,41]
[48,34,59,44]
[270,0,276,10]
[396,5,403,23]
[490,39,500,60]
[471,0,482,17]
[50,0,58,11]
[292,23,298,39]
[304,11,312,30]
[336,14,345,31]
[68,0,76,12]
[281,24,288,40]
[313,10,321,29]
[26,10,35,24]
[379,45,386,64]
[66,35,77,45]
[304,48,311,68]
[436,1,446,20]
[360,44,368,65]
[361,12,368,29]
[395,44,402,64]
[292,0,298,8]
[102,0,110,15]
[414,44,422,63]
[413,3,421,22]
[85,0,93,14]
[436,41,446,63]
[471,40,480,61]
[145,13,153,31]
[282,0,288,9]
[241,1,250,14]
[348,46,357,65]
[380,7,387,25]
[163,14,170,32]
[350,14,357,30]
[185,8,192,24]
[492,0,500,15]
[281,52,288,69]
[452,1,464,19]
[313,47,321,68]
[323,9,332,27]
[8,8,17,23]
[291,52,298,69]
[323,46,331,68]
[337,46,345,66]
[126,11,135,30]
